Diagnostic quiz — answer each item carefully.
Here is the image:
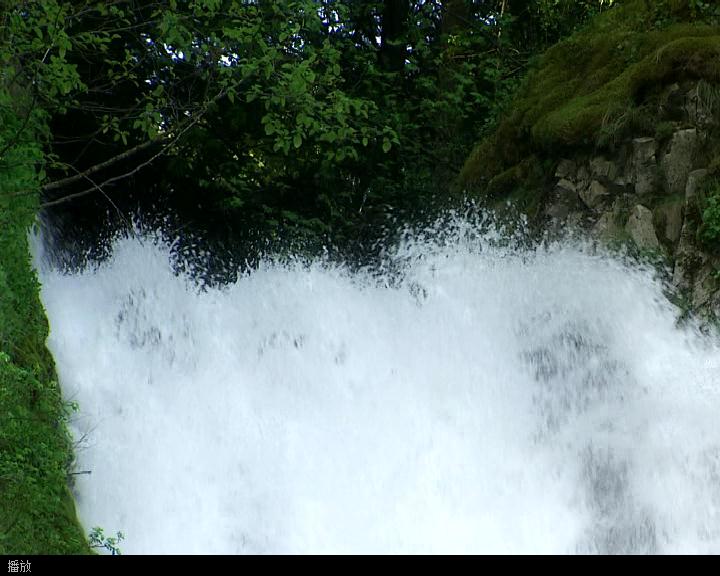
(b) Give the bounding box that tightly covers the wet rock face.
[653,200,684,246]
[557,178,577,195]
[542,82,720,317]
[580,181,610,210]
[555,159,577,180]
[592,211,621,241]
[673,169,711,292]
[590,156,617,182]
[631,137,658,197]
[685,169,709,202]
[684,83,717,129]
[625,205,659,251]
[661,128,700,196]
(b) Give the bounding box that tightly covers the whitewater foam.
[36,226,720,554]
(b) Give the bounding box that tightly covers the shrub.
[698,178,720,249]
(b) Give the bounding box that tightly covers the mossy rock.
[0,87,90,553]
[484,156,546,199]
[461,0,720,190]
[0,360,89,554]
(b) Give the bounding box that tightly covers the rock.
[632,137,656,165]
[635,165,659,196]
[592,211,622,241]
[576,164,591,190]
[613,173,629,187]
[685,169,708,201]
[625,205,660,250]
[672,169,709,288]
[654,201,684,245]
[547,177,582,221]
[673,221,700,290]
[556,178,577,195]
[709,294,720,318]
[565,212,585,231]
[590,156,617,181]
[662,129,699,196]
[555,159,577,180]
[692,263,718,308]
[684,84,715,128]
[673,251,692,290]
[546,201,570,221]
[580,180,610,209]
[631,137,658,196]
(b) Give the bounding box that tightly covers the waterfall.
[35,222,720,554]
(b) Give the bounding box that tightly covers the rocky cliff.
[544,80,720,316]
[460,1,720,320]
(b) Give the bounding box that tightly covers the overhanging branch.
[42,138,156,192]
[40,112,202,208]
[39,81,238,207]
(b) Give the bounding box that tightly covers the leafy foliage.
[0,84,89,553]
[3,1,618,262]
[88,527,125,555]
[699,178,720,249]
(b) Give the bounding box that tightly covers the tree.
[1,0,620,265]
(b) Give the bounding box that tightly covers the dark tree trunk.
[380,0,409,72]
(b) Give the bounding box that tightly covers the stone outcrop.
[662,129,700,196]
[626,205,659,250]
[631,137,658,197]
[580,180,610,210]
[543,83,719,316]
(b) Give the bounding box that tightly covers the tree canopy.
[2,0,624,262]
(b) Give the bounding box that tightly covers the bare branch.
[37,78,241,208]
[40,112,203,209]
[41,77,237,196]
[42,138,156,192]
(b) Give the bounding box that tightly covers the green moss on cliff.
[0,90,90,553]
[697,176,720,249]
[461,0,720,188]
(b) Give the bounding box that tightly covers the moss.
[0,361,89,554]
[473,157,550,238]
[461,0,720,190]
[0,89,90,553]
[483,156,544,199]
[654,120,677,143]
[697,176,720,250]
[709,155,720,175]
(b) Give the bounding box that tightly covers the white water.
[36,225,720,554]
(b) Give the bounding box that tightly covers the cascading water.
[35,220,720,554]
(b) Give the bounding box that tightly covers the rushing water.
[35,222,720,554]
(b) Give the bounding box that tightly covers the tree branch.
[40,78,237,197]
[40,112,203,208]
[42,138,156,192]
